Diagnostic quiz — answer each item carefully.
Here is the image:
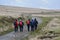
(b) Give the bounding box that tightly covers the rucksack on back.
[15,21,18,26]
[26,20,30,24]
[19,21,23,26]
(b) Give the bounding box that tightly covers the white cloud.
[15,0,28,2]
[40,6,54,9]
[15,0,25,4]
[40,7,48,9]
[41,0,48,4]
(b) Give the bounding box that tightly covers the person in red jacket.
[14,19,18,32]
[26,19,31,31]
[19,20,24,32]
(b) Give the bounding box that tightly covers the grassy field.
[0,16,29,36]
[30,17,53,35]
[0,16,15,36]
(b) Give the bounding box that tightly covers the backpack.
[14,21,18,26]
[31,20,34,26]
[19,21,23,26]
[26,20,30,24]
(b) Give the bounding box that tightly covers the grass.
[51,27,60,34]
[0,27,13,36]
[0,16,26,36]
[0,16,15,36]
[55,37,60,40]
[42,17,60,34]
[21,36,29,40]
[22,17,53,40]
[30,17,53,36]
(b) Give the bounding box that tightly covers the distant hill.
[0,5,60,17]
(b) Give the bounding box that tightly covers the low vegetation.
[22,17,53,40]
[30,17,53,36]
[0,16,15,36]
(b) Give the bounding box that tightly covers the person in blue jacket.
[34,18,38,30]
[30,19,34,31]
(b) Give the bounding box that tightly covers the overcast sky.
[0,0,60,9]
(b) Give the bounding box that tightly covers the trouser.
[27,24,30,31]
[20,26,23,32]
[35,25,37,30]
[14,26,18,32]
[31,25,34,31]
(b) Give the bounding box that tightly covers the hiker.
[14,19,18,32]
[19,20,24,32]
[30,19,34,31]
[26,19,31,31]
[34,18,38,30]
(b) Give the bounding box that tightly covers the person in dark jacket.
[30,19,34,31]
[34,18,38,30]
[26,19,31,31]
[14,19,18,32]
[19,20,24,32]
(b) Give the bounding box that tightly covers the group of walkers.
[14,18,38,32]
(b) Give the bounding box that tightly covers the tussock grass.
[0,16,15,36]
[22,17,53,40]
[0,28,13,36]
[30,17,53,36]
